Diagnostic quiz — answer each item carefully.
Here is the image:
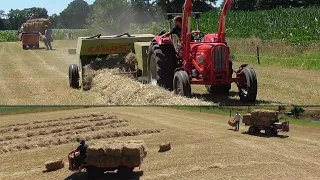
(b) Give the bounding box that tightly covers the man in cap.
[44,25,53,50]
[234,111,242,131]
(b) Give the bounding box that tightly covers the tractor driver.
[73,140,88,168]
[162,16,183,39]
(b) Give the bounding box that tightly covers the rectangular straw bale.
[87,144,106,156]
[122,143,144,157]
[104,143,122,156]
[242,113,252,124]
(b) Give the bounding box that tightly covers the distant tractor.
[243,110,290,137]
[147,0,258,103]
[18,18,52,50]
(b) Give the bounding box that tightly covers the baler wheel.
[173,70,191,97]
[248,126,256,134]
[68,64,80,89]
[147,43,176,91]
[238,67,257,103]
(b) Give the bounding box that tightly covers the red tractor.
[147,0,257,103]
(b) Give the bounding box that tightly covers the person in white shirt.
[234,111,242,131]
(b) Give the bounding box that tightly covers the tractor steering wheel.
[191,31,205,41]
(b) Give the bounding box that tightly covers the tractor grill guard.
[213,46,227,70]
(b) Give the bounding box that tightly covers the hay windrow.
[87,69,212,106]
[80,53,212,105]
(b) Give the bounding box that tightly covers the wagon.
[68,150,141,179]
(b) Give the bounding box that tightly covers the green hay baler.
[68,33,154,90]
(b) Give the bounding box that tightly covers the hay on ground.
[91,69,212,105]
[45,159,64,171]
[159,142,171,152]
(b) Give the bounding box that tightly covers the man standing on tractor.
[234,111,242,131]
[44,25,53,50]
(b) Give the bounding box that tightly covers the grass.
[0,106,91,116]
[0,29,90,42]
[169,106,320,128]
[227,38,320,71]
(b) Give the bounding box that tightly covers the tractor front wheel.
[148,43,176,91]
[238,67,257,103]
[69,64,80,89]
[173,70,191,97]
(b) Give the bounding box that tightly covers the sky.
[1,0,223,15]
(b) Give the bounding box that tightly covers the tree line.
[1,0,319,31]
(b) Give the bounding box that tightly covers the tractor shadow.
[241,131,289,139]
[192,91,281,106]
[65,171,144,180]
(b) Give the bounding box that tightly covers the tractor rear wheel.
[148,43,176,91]
[248,126,256,134]
[238,67,257,103]
[265,128,272,137]
[69,64,80,89]
[173,70,191,97]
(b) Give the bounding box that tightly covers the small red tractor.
[147,0,257,103]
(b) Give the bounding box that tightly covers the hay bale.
[249,109,278,126]
[45,159,64,171]
[86,140,147,167]
[228,118,236,127]
[87,144,106,156]
[122,143,144,157]
[159,142,171,152]
[242,113,252,124]
[104,143,122,156]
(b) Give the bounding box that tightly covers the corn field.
[0,29,90,42]
[200,7,320,44]
[1,7,319,44]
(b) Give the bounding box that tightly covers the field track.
[0,107,319,180]
[0,40,320,105]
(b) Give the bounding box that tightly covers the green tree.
[7,8,48,30]
[49,13,59,28]
[291,106,305,119]
[86,0,133,34]
[58,0,91,29]
[131,0,157,24]
[156,0,217,13]
[0,10,5,30]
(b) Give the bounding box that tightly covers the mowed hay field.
[0,107,319,180]
[1,40,320,105]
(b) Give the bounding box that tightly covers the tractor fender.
[153,36,174,46]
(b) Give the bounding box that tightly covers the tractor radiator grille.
[213,46,226,70]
